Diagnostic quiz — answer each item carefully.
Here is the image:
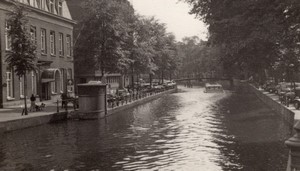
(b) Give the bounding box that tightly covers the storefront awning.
[41,68,58,83]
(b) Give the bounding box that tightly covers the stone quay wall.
[75,88,177,120]
[0,112,68,133]
[107,89,177,117]
[234,80,295,126]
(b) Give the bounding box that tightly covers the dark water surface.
[0,86,291,171]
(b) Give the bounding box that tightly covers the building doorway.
[41,82,51,100]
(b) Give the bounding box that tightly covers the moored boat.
[204,83,223,93]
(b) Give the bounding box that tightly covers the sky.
[131,0,208,42]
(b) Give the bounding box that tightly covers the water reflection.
[0,86,291,170]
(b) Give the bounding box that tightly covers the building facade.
[0,0,76,107]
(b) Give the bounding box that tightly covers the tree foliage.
[75,0,179,83]
[6,5,36,77]
[183,0,300,81]
[177,36,222,78]
[75,0,135,76]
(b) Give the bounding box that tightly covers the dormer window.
[41,0,45,10]
[49,0,54,13]
[58,1,63,16]
[36,0,41,8]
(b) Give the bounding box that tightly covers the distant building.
[67,0,129,93]
[0,0,76,107]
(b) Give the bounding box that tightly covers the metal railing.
[107,87,174,109]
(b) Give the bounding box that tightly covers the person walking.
[30,94,36,112]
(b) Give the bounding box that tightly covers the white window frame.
[6,71,14,99]
[49,0,54,13]
[5,22,11,51]
[51,81,55,94]
[59,33,64,56]
[66,35,71,57]
[41,28,46,54]
[58,1,63,16]
[41,0,45,10]
[52,70,60,94]
[50,31,55,55]
[60,69,64,93]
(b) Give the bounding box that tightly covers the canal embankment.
[0,88,177,133]
[235,80,299,126]
[71,88,177,120]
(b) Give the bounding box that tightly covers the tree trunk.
[162,70,164,84]
[100,60,105,83]
[131,63,134,91]
[149,73,152,88]
[24,73,28,115]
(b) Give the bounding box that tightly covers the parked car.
[280,83,300,105]
[153,84,164,91]
[116,89,130,100]
[265,83,277,93]
[277,82,290,95]
[164,81,176,89]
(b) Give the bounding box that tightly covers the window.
[6,71,14,99]
[36,0,41,8]
[58,2,63,16]
[50,31,55,55]
[49,0,54,13]
[31,71,37,95]
[52,70,60,94]
[67,68,72,79]
[5,22,11,51]
[67,69,73,92]
[30,26,37,44]
[41,0,45,9]
[59,33,64,56]
[20,76,24,98]
[41,28,47,54]
[66,35,72,57]
[60,69,64,93]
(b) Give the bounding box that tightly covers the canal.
[0,86,291,170]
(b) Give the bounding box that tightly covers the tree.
[130,16,161,87]
[183,0,300,81]
[6,5,37,115]
[75,0,135,81]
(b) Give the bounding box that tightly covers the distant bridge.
[174,77,232,82]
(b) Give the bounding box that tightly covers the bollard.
[285,121,300,171]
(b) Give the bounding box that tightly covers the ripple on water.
[0,86,290,171]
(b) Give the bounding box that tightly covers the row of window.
[17,0,63,16]
[6,69,73,99]
[107,77,120,84]
[6,71,36,100]
[5,23,72,57]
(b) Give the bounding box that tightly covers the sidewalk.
[0,99,74,133]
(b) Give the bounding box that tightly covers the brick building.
[0,0,76,107]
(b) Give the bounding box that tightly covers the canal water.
[0,86,291,171]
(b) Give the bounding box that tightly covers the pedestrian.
[30,94,36,112]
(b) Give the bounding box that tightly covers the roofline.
[2,0,77,25]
